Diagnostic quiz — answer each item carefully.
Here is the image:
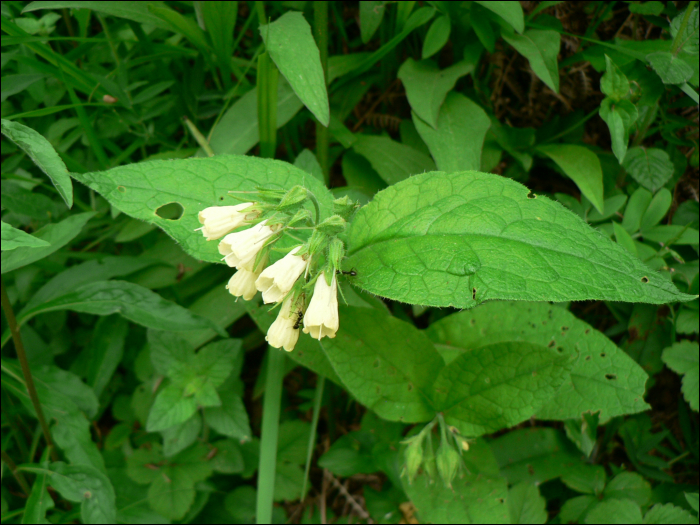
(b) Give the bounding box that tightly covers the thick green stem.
[0,278,57,462]
[313,2,330,184]
[256,348,286,524]
[1,449,31,495]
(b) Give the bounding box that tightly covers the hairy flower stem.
[0,277,58,462]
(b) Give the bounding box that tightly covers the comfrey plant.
[197,186,356,352]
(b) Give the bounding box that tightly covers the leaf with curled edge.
[344,170,695,308]
[71,155,334,264]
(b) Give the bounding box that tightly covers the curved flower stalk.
[197,203,255,241]
[266,296,302,351]
[303,272,339,340]
[255,247,308,304]
[218,221,275,271]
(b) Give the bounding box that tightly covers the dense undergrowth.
[1,1,698,524]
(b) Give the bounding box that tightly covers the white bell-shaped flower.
[303,272,339,340]
[266,296,301,352]
[226,267,262,301]
[255,247,308,304]
[197,203,254,241]
[219,221,275,271]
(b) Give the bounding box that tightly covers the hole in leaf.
[117,185,126,193]
[527,192,536,199]
[498,499,505,504]
[219,196,225,201]
[557,347,564,353]
[472,288,477,300]
[641,276,649,283]
[600,353,606,358]
[605,374,617,380]
[548,340,556,348]
[155,202,184,220]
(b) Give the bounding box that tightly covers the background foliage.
[1,1,698,524]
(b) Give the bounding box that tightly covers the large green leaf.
[1,118,72,207]
[320,306,444,423]
[344,170,693,307]
[18,280,225,334]
[537,144,605,214]
[261,12,329,126]
[1,212,93,274]
[427,302,651,421]
[1,220,50,251]
[352,135,435,185]
[502,29,560,92]
[397,59,473,129]
[433,342,573,436]
[413,92,490,172]
[70,155,333,263]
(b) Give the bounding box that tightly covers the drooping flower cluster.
[196,187,359,352]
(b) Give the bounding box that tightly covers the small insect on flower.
[292,309,304,330]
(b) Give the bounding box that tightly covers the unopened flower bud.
[405,438,424,485]
[316,215,346,235]
[277,185,308,212]
[436,442,461,488]
[333,196,359,219]
[328,237,345,271]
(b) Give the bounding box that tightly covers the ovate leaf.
[398,58,473,129]
[261,12,329,126]
[537,144,605,214]
[413,92,490,172]
[601,55,631,101]
[433,342,573,436]
[203,392,252,442]
[1,221,50,251]
[647,52,694,84]
[623,147,675,192]
[427,302,650,422]
[422,15,451,59]
[345,170,693,308]
[352,135,435,185]
[1,212,93,274]
[599,98,638,163]
[147,383,198,432]
[70,155,333,263]
[1,118,72,207]
[320,306,444,423]
[359,1,386,43]
[508,482,548,524]
[41,463,116,525]
[502,29,560,92]
[475,1,524,33]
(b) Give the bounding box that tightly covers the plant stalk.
[256,348,286,524]
[0,278,57,462]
